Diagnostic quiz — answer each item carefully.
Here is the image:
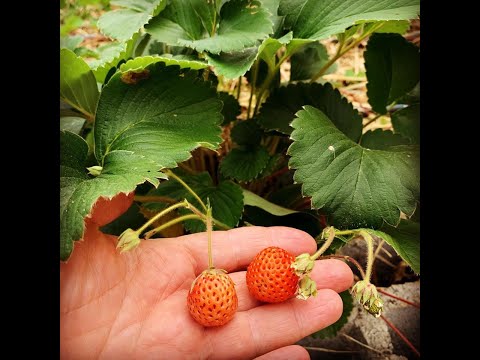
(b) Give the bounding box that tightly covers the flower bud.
[116,228,141,252]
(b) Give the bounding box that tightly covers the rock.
[297,281,420,359]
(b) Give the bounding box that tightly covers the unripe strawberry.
[187,269,238,327]
[246,247,300,303]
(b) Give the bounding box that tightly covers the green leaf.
[60,35,84,51]
[257,153,284,179]
[267,184,303,209]
[119,55,208,71]
[374,20,410,34]
[60,15,83,36]
[61,62,223,260]
[60,49,99,118]
[60,116,86,135]
[367,220,420,274]
[95,62,223,167]
[391,104,420,144]
[258,32,293,70]
[231,119,263,146]
[184,181,244,232]
[205,47,258,79]
[218,92,241,125]
[260,0,284,36]
[288,106,419,228]
[145,171,244,232]
[365,33,420,114]
[98,0,166,41]
[360,129,410,150]
[243,206,321,238]
[146,0,273,54]
[220,146,270,182]
[257,83,362,141]
[88,34,139,83]
[311,291,353,338]
[398,82,420,105]
[60,131,160,261]
[189,0,217,35]
[243,189,297,216]
[341,20,411,44]
[279,0,419,41]
[290,42,336,81]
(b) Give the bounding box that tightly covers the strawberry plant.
[60,0,420,342]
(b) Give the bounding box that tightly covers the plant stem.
[253,51,291,116]
[310,23,384,83]
[333,229,356,236]
[320,255,366,279]
[311,227,336,260]
[163,169,207,211]
[212,218,230,230]
[340,334,383,354]
[206,204,214,269]
[377,288,420,308]
[60,97,94,122]
[236,76,242,99]
[184,199,231,230]
[359,230,375,282]
[363,113,382,129]
[268,136,280,155]
[380,315,421,357]
[136,200,189,234]
[302,346,359,354]
[178,162,196,174]
[134,195,177,204]
[210,0,217,37]
[144,214,202,239]
[247,59,259,119]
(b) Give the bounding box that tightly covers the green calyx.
[291,253,315,276]
[296,275,318,300]
[350,280,384,317]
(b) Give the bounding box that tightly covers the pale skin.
[60,194,354,359]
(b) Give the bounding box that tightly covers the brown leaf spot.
[121,69,150,85]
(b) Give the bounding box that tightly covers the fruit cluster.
[187,245,318,327]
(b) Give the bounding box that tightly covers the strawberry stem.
[359,230,375,283]
[144,214,202,239]
[206,201,214,270]
[136,200,189,235]
[163,169,208,211]
[310,226,336,260]
[319,254,366,279]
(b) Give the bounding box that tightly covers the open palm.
[60,196,353,359]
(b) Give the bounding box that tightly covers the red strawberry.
[187,269,238,327]
[246,246,300,303]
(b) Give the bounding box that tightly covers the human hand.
[60,194,353,359]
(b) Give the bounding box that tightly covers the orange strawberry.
[187,269,238,327]
[246,247,300,303]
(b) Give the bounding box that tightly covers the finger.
[230,259,353,311]
[206,289,342,360]
[254,345,310,360]
[178,226,317,274]
[309,259,354,293]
